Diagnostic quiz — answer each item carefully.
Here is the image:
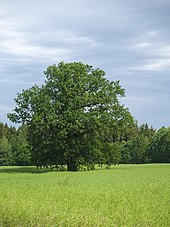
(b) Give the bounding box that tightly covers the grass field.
[0,164,169,227]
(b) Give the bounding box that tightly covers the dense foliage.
[0,123,31,166]
[2,62,169,170]
[8,62,135,170]
[1,122,169,168]
[147,127,170,163]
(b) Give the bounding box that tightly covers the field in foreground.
[0,164,170,227]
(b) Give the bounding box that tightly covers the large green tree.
[8,62,134,171]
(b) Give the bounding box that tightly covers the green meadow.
[0,164,169,227]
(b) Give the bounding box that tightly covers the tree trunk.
[67,162,78,171]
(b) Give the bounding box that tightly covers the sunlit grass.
[0,164,170,226]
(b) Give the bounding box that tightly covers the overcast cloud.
[0,0,170,128]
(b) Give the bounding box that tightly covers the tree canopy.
[8,62,135,171]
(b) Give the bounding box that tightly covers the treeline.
[0,122,169,167]
[121,124,170,164]
[0,123,31,166]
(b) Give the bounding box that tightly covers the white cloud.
[131,58,170,71]
[0,40,67,60]
[133,42,152,49]
[128,29,170,72]
[0,17,67,61]
[157,45,170,57]
[141,58,170,71]
[64,35,100,47]
[132,42,170,57]
[0,14,100,63]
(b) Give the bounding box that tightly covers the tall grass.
[0,164,170,226]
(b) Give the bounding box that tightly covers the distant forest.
[1,122,169,168]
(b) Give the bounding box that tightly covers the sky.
[0,0,170,129]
